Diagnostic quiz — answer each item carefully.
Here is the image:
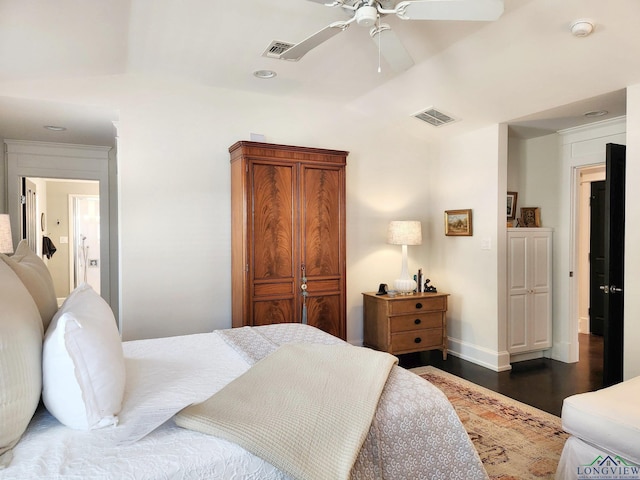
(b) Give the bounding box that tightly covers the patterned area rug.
[411,366,569,480]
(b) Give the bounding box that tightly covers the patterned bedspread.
[0,323,487,479]
[218,325,489,480]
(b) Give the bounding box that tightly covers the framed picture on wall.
[507,192,518,220]
[445,209,473,236]
[520,207,541,227]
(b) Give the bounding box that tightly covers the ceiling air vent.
[413,107,458,127]
[262,41,295,59]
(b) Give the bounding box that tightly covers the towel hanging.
[42,236,57,259]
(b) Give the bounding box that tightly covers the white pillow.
[0,240,58,330]
[0,261,43,468]
[42,283,125,430]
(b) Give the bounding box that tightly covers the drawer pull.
[415,302,423,309]
[414,337,422,344]
[414,318,421,325]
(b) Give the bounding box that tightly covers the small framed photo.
[507,192,518,220]
[520,207,541,227]
[445,209,473,236]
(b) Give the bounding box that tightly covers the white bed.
[1,242,488,479]
[0,323,488,479]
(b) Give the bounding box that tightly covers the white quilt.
[0,324,487,480]
[176,343,398,480]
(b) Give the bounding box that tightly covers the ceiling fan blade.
[370,24,415,72]
[279,21,350,61]
[394,0,504,21]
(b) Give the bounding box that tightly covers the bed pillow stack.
[42,282,126,430]
[0,256,44,468]
[2,240,58,330]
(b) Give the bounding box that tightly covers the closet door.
[250,161,297,326]
[507,228,552,355]
[300,164,345,338]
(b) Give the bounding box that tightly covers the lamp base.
[393,278,417,295]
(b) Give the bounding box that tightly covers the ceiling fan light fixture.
[355,5,378,26]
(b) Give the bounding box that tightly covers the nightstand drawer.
[389,296,446,315]
[391,329,443,352]
[391,312,443,333]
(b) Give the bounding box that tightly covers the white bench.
[556,376,640,479]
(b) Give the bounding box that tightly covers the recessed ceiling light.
[584,110,608,118]
[43,125,67,131]
[253,69,277,79]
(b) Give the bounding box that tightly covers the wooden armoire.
[229,141,348,339]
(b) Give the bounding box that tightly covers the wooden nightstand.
[362,292,449,358]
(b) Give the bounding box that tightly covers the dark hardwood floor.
[399,333,603,417]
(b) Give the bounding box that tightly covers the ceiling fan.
[270,0,504,72]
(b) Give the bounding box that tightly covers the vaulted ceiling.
[0,0,637,146]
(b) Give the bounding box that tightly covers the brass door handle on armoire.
[229,141,348,340]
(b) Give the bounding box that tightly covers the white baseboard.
[579,316,589,334]
[447,337,512,372]
[510,350,545,363]
[551,340,578,363]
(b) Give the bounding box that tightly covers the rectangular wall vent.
[262,41,295,59]
[413,107,458,127]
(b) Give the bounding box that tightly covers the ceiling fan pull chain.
[377,17,382,72]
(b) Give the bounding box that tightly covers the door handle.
[600,285,623,294]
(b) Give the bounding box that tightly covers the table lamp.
[0,214,14,255]
[387,220,422,294]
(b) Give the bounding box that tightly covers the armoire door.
[250,161,297,327]
[300,164,345,338]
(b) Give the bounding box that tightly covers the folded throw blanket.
[175,343,397,480]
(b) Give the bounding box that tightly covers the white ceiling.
[0,0,638,146]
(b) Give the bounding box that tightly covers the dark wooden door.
[602,143,625,387]
[589,180,605,336]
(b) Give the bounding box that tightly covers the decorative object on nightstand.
[0,214,14,255]
[387,220,422,294]
[363,291,449,358]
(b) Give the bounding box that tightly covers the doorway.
[576,166,605,384]
[574,143,626,387]
[24,177,100,303]
[577,165,605,336]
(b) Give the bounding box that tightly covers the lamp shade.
[387,220,422,246]
[0,214,14,255]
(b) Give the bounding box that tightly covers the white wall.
[114,77,433,343]
[625,84,640,379]
[515,134,562,229]
[428,124,508,370]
